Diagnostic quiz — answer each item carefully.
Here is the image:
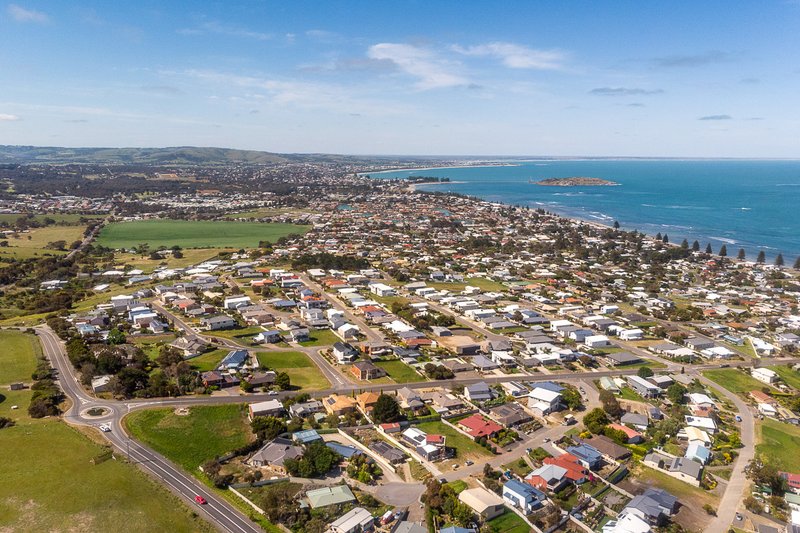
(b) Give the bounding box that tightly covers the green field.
[768,365,800,390]
[256,350,330,390]
[0,224,87,261]
[189,348,229,372]
[297,328,341,347]
[756,418,800,471]
[416,421,492,467]
[113,248,223,272]
[125,404,253,471]
[0,213,103,224]
[97,219,310,249]
[487,511,529,533]
[375,359,425,383]
[703,369,775,394]
[0,332,212,532]
[427,276,507,293]
[0,330,41,384]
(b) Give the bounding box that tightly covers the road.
[36,326,262,533]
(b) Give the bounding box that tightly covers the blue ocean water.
[368,160,800,260]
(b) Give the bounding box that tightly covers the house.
[687,393,716,409]
[306,485,357,509]
[527,386,562,416]
[223,295,251,310]
[684,415,718,434]
[624,488,678,526]
[752,367,778,384]
[601,510,651,533]
[526,464,569,491]
[248,437,303,472]
[202,315,237,330]
[350,361,386,380]
[369,440,406,464]
[289,400,323,418]
[605,351,642,366]
[503,479,546,513]
[288,327,310,342]
[685,337,714,351]
[585,335,611,348]
[248,399,284,420]
[246,371,276,388]
[599,376,621,393]
[677,426,712,447]
[201,370,239,388]
[609,423,644,444]
[253,330,282,344]
[333,342,360,364]
[329,507,374,533]
[643,451,703,486]
[293,429,323,445]
[685,442,712,464]
[627,376,661,398]
[458,487,505,520]
[323,394,357,416]
[780,471,800,494]
[170,337,210,358]
[219,349,249,371]
[356,391,380,413]
[470,354,500,372]
[583,435,632,461]
[458,413,503,440]
[396,387,424,410]
[91,375,113,393]
[566,444,603,470]
[621,412,649,432]
[489,403,532,427]
[544,453,589,484]
[464,382,493,402]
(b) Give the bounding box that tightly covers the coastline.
[358,162,518,176]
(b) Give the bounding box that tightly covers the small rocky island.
[534,177,619,186]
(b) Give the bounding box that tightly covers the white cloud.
[451,42,566,70]
[0,113,21,121]
[7,4,48,23]
[178,21,271,41]
[367,43,468,90]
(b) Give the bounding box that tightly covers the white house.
[751,367,778,384]
[224,295,252,310]
[528,387,562,416]
[585,335,611,348]
[619,328,644,341]
[369,283,396,297]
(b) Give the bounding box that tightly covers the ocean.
[367,160,800,261]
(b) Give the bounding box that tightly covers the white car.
[99,424,111,433]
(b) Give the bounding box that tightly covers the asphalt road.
[36,326,262,533]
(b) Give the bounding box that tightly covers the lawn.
[256,350,330,390]
[124,404,253,471]
[703,368,775,395]
[113,248,223,272]
[374,359,426,383]
[207,326,264,345]
[97,219,310,249]
[768,365,800,390]
[502,458,533,478]
[189,348,229,372]
[416,421,492,468]
[617,387,646,402]
[298,328,341,347]
[0,329,41,384]
[446,479,468,494]
[756,418,800,471]
[636,465,717,505]
[487,511,529,533]
[0,419,213,532]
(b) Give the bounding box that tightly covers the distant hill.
[0,145,292,165]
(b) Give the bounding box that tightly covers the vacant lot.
[487,511,529,533]
[703,368,774,394]
[256,350,330,390]
[0,213,103,224]
[297,328,341,347]
[0,225,87,260]
[416,420,492,468]
[0,329,41,384]
[189,348,229,372]
[756,418,800,471]
[125,404,253,471]
[113,248,223,271]
[768,365,800,390]
[97,219,310,249]
[375,359,425,383]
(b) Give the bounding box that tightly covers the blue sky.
[2,1,800,156]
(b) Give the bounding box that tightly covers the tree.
[656,232,662,241]
[451,502,474,527]
[662,234,669,244]
[719,245,727,257]
[603,426,628,445]
[738,248,746,260]
[372,393,401,424]
[795,256,800,270]
[275,372,291,391]
[666,383,687,404]
[107,328,126,345]
[250,416,287,441]
[561,387,583,410]
[705,243,713,254]
[613,221,620,229]
[680,239,688,249]
[583,408,609,434]
[775,253,784,266]
[757,250,766,263]
[637,366,654,378]
[599,390,622,418]
[691,240,700,252]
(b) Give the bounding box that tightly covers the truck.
[380,510,395,526]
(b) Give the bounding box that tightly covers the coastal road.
[36,326,262,533]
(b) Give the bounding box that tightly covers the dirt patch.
[174,407,190,416]
[619,476,711,531]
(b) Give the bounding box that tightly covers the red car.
[194,495,207,505]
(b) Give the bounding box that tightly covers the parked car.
[99,424,111,432]
[465,460,474,466]
[735,415,742,422]
[194,495,207,505]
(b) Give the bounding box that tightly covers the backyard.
[256,350,330,390]
[374,359,426,383]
